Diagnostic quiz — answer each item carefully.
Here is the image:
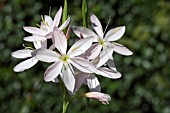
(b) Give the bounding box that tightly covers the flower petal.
[72,26,99,42]
[67,37,93,57]
[13,58,38,72]
[52,6,62,28]
[44,61,63,82]
[33,41,42,49]
[23,35,45,42]
[96,67,121,79]
[59,17,70,30]
[97,48,113,68]
[44,15,53,29]
[11,49,32,59]
[105,26,125,41]
[70,57,96,73]
[86,74,101,92]
[32,49,60,63]
[52,77,59,83]
[85,92,111,105]
[60,64,75,92]
[74,72,88,93]
[23,26,46,36]
[53,27,67,54]
[109,43,133,56]
[106,59,117,71]
[90,13,103,38]
[84,43,102,60]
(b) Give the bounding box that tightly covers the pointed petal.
[59,17,70,30]
[109,43,133,56]
[33,41,42,49]
[44,61,63,82]
[44,15,53,28]
[106,59,117,71]
[70,57,96,73]
[97,48,113,68]
[32,49,60,63]
[86,74,101,92]
[60,64,75,92]
[105,26,125,41]
[53,27,67,54]
[14,58,38,72]
[74,72,88,93]
[85,43,102,60]
[72,26,99,42]
[11,49,32,59]
[41,40,47,49]
[52,77,59,83]
[68,37,93,57]
[45,32,53,39]
[96,67,121,79]
[52,6,62,28]
[23,35,45,42]
[23,26,46,36]
[90,13,103,38]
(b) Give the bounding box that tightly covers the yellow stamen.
[99,39,105,46]
[36,24,44,30]
[71,46,79,52]
[60,55,69,63]
[22,44,34,50]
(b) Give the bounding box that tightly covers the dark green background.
[0,0,170,113]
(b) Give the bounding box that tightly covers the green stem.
[85,98,89,113]
[82,0,88,27]
[59,78,69,113]
[62,0,68,33]
[62,86,67,113]
[62,0,68,23]
[82,1,90,112]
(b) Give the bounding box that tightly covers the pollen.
[60,55,69,63]
[99,39,105,46]
[71,46,79,52]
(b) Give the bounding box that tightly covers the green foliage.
[0,0,170,113]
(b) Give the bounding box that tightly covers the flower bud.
[85,92,111,105]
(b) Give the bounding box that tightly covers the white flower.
[11,41,46,72]
[85,92,111,105]
[73,13,133,67]
[74,72,101,93]
[74,55,121,93]
[23,6,70,42]
[32,27,96,92]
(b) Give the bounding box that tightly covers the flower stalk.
[62,0,68,33]
[59,77,69,113]
[82,0,88,27]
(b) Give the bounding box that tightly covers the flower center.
[60,55,69,63]
[99,38,105,46]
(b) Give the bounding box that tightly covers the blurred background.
[0,0,170,113]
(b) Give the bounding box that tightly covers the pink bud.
[85,92,111,105]
[66,25,71,40]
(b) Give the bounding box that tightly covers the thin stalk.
[82,1,90,113]
[59,78,69,113]
[82,0,88,27]
[85,97,90,113]
[62,0,68,23]
[62,0,68,33]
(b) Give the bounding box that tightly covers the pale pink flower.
[73,13,133,67]
[23,7,70,42]
[85,92,111,105]
[11,41,46,72]
[32,27,96,92]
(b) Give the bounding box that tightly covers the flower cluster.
[12,7,132,104]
